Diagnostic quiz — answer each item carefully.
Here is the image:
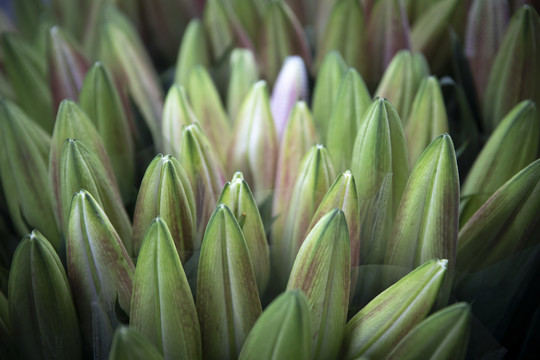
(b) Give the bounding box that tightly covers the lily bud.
[109,326,164,360]
[131,218,202,359]
[132,154,196,261]
[327,68,371,172]
[218,172,270,294]
[47,26,90,110]
[227,48,259,122]
[272,102,318,244]
[60,139,132,254]
[460,100,539,227]
[49,100,118,238]
[229,81,278,203]
[483,5,540,131]
[197,204,262,360]
[351,98,409,264]
[457,159,540,272]
[179,123,227,242]
[2,33,54,132]
[67,190,134,346]
[8,230,81,359]
[312,51,347,140]
[270,56,309,141]
[375,50,430,120]
[0,290,15,359]
[287,209,350,360]
[405,76,449,167]
[79,62,135,203]
[13,0,45,39]
[387,302,471,360]
[341,259,448,359]
[386,135,459,271]
[98,7,163,148]
[274,144,335,285]
[161,84,197,158]
[174,19,210,85]
[186,65,232,163]
[0,100,60,250]
[259,0,311,83]
[309,171,360,268]
[238,290,312,360]
[316,0,367,77]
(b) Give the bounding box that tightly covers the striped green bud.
[197,204,262,360]
[79,61,135,203]
[13,0,45,38]
[483,5,540,131]
[375,50,430,120]
[460,100,539,227]
[457,159,540,272]
[0,290,15,359]
[229,81,278,203]
[227,48,259,122]
[131,218,202,360]
[0,100,60,250]
[327,68,372,172]
[174,19,209,85]
[109,326,164,360]
[218,172,270,294]
[405,76,449,167]
[387,302,471,360]
[132,154,196,261]
[67,190,134,346]
[312,51,347,140]
[287,209,350,360]
[161,84,197,158]
[239,290,312,360]
[8,230,81,359]
[341,259,448,359]
[386,135,459,271]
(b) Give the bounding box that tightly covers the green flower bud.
[464,0,510,102]
[0,100,60,250]
[60,138,132,254]
[460,100,539,227]
[227,48,259,122]
[79,62,135,204]
[375,50,430,120]
[387,302,471,360]
[287,209,350,360]
[2,33,54,132]
[457,159,540,272]
[132,154,196,261]
[483,5,540,131]
[49,100,120,239]
[327,68,372,172]
[109,326,164,360]
[351,98,409,264]
[0,290,15,359]
[229,81,278,203]
[405,76,449,167]
[274,144,335,285]
[179,123,227,243]
[98,7,163,148]
[197,204,262,360]
[161,84,197,158]
[238,290,312,360]
[131,218,202,359]
[13,0,45,38]
[186,65,232,163]
[259,0,311,83]
[341,259,448,359]
[316,0,366,77]
[67,190,134,346]
[386,135,459,271]
[47,26,90,110]
[272,102,318,245]
[174,19,209,85]
[8,230,81,359]
[218,172,270,294]
[312,51,347,140]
